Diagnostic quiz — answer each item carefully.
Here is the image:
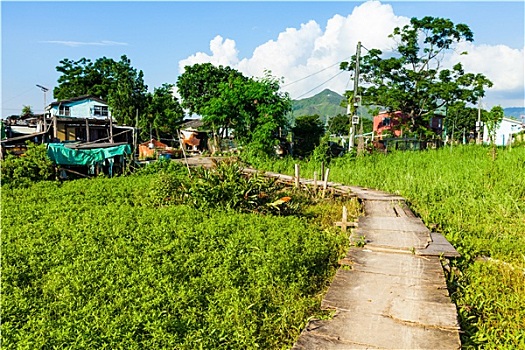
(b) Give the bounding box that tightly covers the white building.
[483,117,524,146]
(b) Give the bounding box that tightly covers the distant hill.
[292,90,525,124]
[292,89,346,123]
[504,107,525,120]
[291,89,378,125]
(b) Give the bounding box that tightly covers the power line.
[2,87,39,105]
[282,56,352,88]
[294,70,346,100]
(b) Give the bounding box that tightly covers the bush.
[1,142,54,188]
[1,168,349,349]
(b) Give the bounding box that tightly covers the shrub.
[1,142,54,187]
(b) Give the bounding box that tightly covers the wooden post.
[177,129,191,176]
[51,116,57,141]
[313,171,318,193]
[109,117,114,143]
[335,205,356,232]
[85,118,90,142]
[294,163,300,188]
[322,168,330,198]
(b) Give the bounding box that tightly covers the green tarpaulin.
[47,143,131,166]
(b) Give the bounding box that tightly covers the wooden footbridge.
[246,168,462,350]
[178,157,462,349]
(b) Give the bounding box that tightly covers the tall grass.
[249,145,525,348]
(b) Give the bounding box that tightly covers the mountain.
[291,89,377,124]
[291,89,346,122]
[292,89,525,123]
[504,107,525,120]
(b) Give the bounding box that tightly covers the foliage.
[311,134,332,165]
[327,113,348,136]
[144,83,185,140]
[483,105,504,144]
[292,115,325,157]
[176,63,244,117]
[54,55,149,127]
[327,113,374,137]
[21,105,34,117]
[133,157,188,176]
[1,167,351,349]
[253,145,525,348]
[0,142,54,188]
[106,56,149,126]
[177,64,291,155]
[143,158,301,215]
[341,16,493,135]
[443,101,479,142]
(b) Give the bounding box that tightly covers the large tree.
[341,16,493,136]
[176,63,244,116]
[54,55,148,125]
[144,83,185,140]
[292,115,325,157]
[444,101,478,142]
[177,64,291,155]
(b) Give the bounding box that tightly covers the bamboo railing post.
[313,171,318,194]
[294,164,300,188]
[322,168,330,198]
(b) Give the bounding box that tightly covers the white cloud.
[178,0,524,108]
[178,35,239,71]
[41,40,128,47]
[448,42,525,107]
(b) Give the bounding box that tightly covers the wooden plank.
[305,248,461,349]
[357,216,430,233]
[417,232,461,258]
[293,309,461,350]
[354,228,430,250]
[348,186,405,201]
[363,200,404,217]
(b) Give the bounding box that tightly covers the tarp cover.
[47,143,131,166]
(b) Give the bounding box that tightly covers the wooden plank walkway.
[291,185,461,350]
[181,162,462,348]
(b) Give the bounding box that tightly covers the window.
[382,117,391,127]
[94,105,109,117]
[59,105,70,116]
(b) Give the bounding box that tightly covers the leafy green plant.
[0,142,54,188]
[1,169,352,349]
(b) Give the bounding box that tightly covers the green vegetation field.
[250,145,525,348]
[1,165,359,349]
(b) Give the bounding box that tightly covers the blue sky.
[2,1,524,117]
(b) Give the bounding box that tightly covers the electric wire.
[282,56,352,88]
[294,70,346,100]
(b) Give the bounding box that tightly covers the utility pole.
[476,98,483,145]
[36,84,49,143]
[348,41,361,151]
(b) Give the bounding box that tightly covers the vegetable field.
[250,145,525,348]
[1,169,355,349]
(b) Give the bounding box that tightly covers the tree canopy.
[54,55,149,126]
[177,64,292,155]
[291,115,325,157]
[144,83,185,140]
[341,16,493,136]
[54,55,185,142]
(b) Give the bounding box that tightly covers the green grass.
[250,145,525,348]
[1,172,353,349]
